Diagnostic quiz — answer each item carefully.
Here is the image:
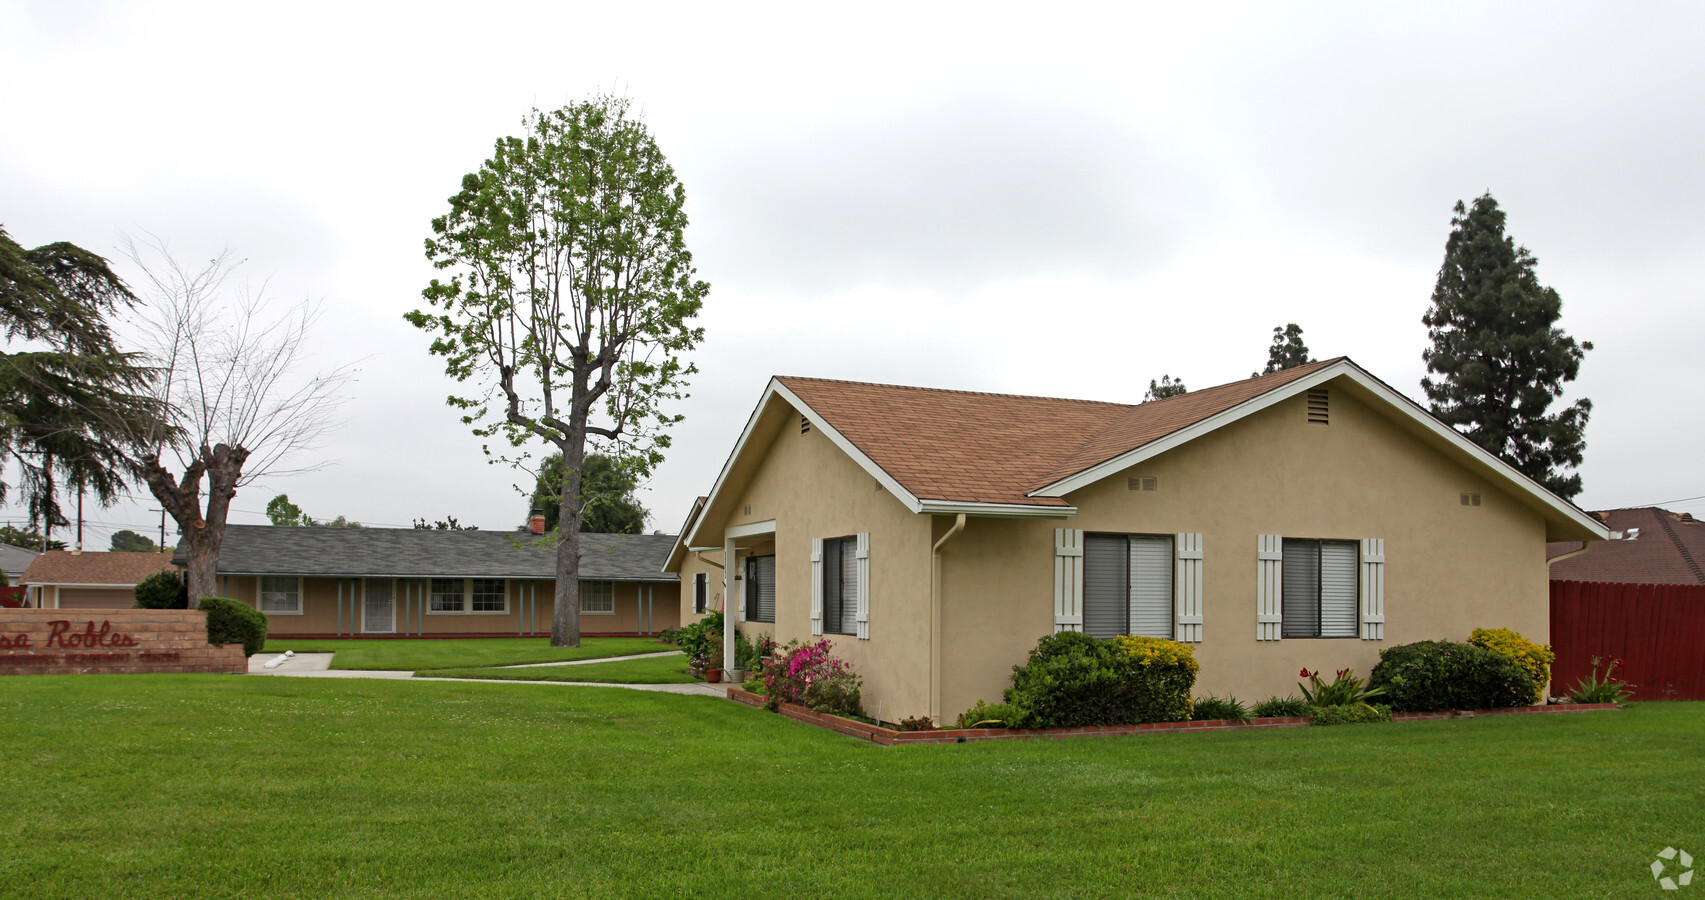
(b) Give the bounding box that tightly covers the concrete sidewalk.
[246,650,724,697]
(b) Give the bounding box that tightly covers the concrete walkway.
[499,650,682,668]
[246,650,725,697]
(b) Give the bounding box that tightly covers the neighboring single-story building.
[18,550,178,609]
[667,357,1609,724]
[175,524,680,638]
[1548,507,1705,584]
[1,542,38,584]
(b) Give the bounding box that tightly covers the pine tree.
[1143,375,1187,402]
[1421,194,1592,499]
[1256,324,1312,375]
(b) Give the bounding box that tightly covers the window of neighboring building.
[1082,533,1173,640]
[821,536,858,635]
[470,578,507,612]
[581,580,614,614]
[259,575,301,614]
[745,555,775,623]
[1281,538,1358,638]
[693,573,707,615]
[430,578,464,612]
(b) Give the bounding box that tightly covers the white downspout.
[930,513,967,724]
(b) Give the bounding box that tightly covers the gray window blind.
[746,555,775,623]
[1319,541,1358,638]
[1083,533,1173,640]
[1082,534,1127,639]
[1128,535,1173,639]
[1282,538,1358,638]
[822,537,858,635]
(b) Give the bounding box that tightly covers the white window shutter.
[1360,538,1385,640]
[1174,533,1203,642]
[1054,528,1084,632]
[1256,534,1283,641]
[810,538,824,636]
[855,532,871,640]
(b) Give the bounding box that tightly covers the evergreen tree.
[0,524,64,551]
[265,494,309,526]
[528,452,648,534]
[1256,323,1313,375]
[109,529,160,552]
[1421,194,1592,499]
[1143,375,1187,402]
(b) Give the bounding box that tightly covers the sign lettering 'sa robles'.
[0,633,31,648]
[45,620,140,649]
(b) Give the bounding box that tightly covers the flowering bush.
[1297,668,1384,708]
[1567,655,1635,704]
[1470,627,1554,704]
[761,639,864,718]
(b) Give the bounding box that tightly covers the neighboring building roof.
[173,525,680,582]
[687,357,1608,546]
[1548,508,1705,585]
[20,551,178,586]
[0,542,39,580]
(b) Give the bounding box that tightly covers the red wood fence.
[1550,580,1705,701]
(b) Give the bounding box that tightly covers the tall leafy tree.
[528,451,648,534]
[1256,323,1313,375]
[408,96,707,647]
[0,523,64,551]
[1421,194,1592,499]
[1143,375,1187,401]
[265,493,309,526]
[110,529,160,552]
[0,226,167,544]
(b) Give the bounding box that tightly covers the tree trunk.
[550,438,585,647]
[141,443,249,604]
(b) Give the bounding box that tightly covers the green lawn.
[4,676,1700,898]
[426,652,696,684]
[261,636,671,670]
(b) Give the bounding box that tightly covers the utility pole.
[149,508,168,549]
[76,486,84,552]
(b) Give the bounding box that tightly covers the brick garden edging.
[724,687,1618,745]
[0,609,248,676]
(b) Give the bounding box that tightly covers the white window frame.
[258,575,303,616]
[580,580,615,615]
[426,578,511,615]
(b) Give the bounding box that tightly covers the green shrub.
[673,611,723,667]
[134,570,189,609]
[1251,695,1311,718]
[656,627,681,645]
[895,716,936,732]
[1369,641,1538,712]
[955,700,1028,729]
[1192,694,1251,722]
[1003,631,1198,728]
[1297,668,1385,707]
[199,596,267,656]
[740,678,765,695]
[1566,655,1634,704]
[1311,703,1393,726]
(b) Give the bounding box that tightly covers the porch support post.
[723,537,737,677]
[336,579,343,636]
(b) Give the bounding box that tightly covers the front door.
[363,579,395,634]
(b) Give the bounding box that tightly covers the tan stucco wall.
[936,382,1551,719]
[701,398,934,722]
[677,550,725,626]
[218,575,677,636]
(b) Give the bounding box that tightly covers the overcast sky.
[3,0,1702,549]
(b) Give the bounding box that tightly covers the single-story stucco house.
[19,550,178,609]
[666,357,1609,724]
[175,524,680,637]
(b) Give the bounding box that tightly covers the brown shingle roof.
[777,359,1340,507]
[1548,508,1705,585]
[19,551,178,586]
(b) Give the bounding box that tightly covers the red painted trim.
[722,688,1622,745]
[266,632,670,641]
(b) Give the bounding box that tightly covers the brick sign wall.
[0,609,247,675]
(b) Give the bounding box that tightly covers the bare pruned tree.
[122,237,356,601]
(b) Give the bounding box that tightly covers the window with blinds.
[581,580,614,613]
[430,578,464,612]
[1082,533,1173,640]
[259,576,301,614]
[745,555,776,623]
[1281,538,1358,638]
[693,573,708,614]
[822,536,859,635]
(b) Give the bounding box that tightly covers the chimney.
[529,511,546,535]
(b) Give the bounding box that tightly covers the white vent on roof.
[1625,527,1640,541]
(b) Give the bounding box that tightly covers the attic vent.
[1306,389,1329,425]
[800,415,811,435]
[1460,493,1481,507]
[1625,527,1640,541]
[1127,476,1158,492]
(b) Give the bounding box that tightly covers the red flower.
[1336,668,1350,679]
[1299,668,1316,678]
